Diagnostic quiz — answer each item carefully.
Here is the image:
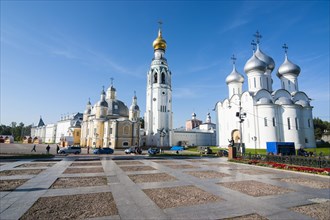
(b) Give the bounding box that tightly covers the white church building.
[215,32,316,150]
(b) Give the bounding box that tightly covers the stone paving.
[0,156,329,220]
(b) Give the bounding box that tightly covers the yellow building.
[80,83,140,149]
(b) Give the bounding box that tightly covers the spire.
[132,91,137,105]
[153,21,167,51]
[87,97,91,105]
[37,116,45,127]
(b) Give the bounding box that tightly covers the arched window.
[264,117,268,127]
[154,73,157,83]
[161,72,165,84]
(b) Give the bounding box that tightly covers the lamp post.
[252,136,257,155]
[236,100,246,154]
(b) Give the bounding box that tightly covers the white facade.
[55,119,72,143]
[144,28,173,147]
[45,124,56,143]
[216,39,316,150]
[172,130,216,146]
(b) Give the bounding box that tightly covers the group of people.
[31,144,61,154]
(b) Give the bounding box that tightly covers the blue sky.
[1,1,329,128]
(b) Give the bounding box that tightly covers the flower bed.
[229,158,330,176]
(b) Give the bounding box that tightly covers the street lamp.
[236,100,246,154]
[252,136,257,155]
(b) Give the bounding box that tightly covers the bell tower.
[144,22,173,147]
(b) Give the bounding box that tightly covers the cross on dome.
[254,30,262,44]
[110,77,114,86]
[231,54,237,65]
[158,20,163,30]
[282,43,289,55]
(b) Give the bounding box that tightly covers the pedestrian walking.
[87,146,90,154]
[46,145,50,154]
[31,144,36,152]
[56,145,60,154]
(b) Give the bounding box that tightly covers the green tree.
[313,118,330,140]
[139,117,144,129]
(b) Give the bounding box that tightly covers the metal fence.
[241,153,330,168]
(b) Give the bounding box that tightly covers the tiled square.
[128,173,177,183]
[50,176,107,189]
[15,163,56,168]
[0,169,44,176]
[275,177,330,189]
[221,213,268,220]
[184,170,230,179]
[238,169,275,175]
[290,201,330,220]
[120,166,156,172]
[143,185,221,209]
[63,167,104,174]
[218,180,292,197]
[115,160,144,165]
[0,179,28,191]
[70,162,102,167]
[20,192,118,219]
[165,164,197,169]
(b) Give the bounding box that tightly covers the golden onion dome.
[153,29,167,50]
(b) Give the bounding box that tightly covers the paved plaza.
[0,155,329,220]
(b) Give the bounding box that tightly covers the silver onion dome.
[244,53,267,73]
[277,55,301,77]
[226,65,244,84]
[255,45,275,71]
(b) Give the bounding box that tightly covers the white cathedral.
[215,32,316,150]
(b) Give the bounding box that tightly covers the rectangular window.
[254,78,256,88]
[305,138,308,143]
[264,117,268,127]
[110,128,112,134]
[260,78,262,87]
[272,117,276,127]
[287,117,291,130]
[308,119,311,128]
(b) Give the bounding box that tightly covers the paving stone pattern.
[0,157,329,219]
